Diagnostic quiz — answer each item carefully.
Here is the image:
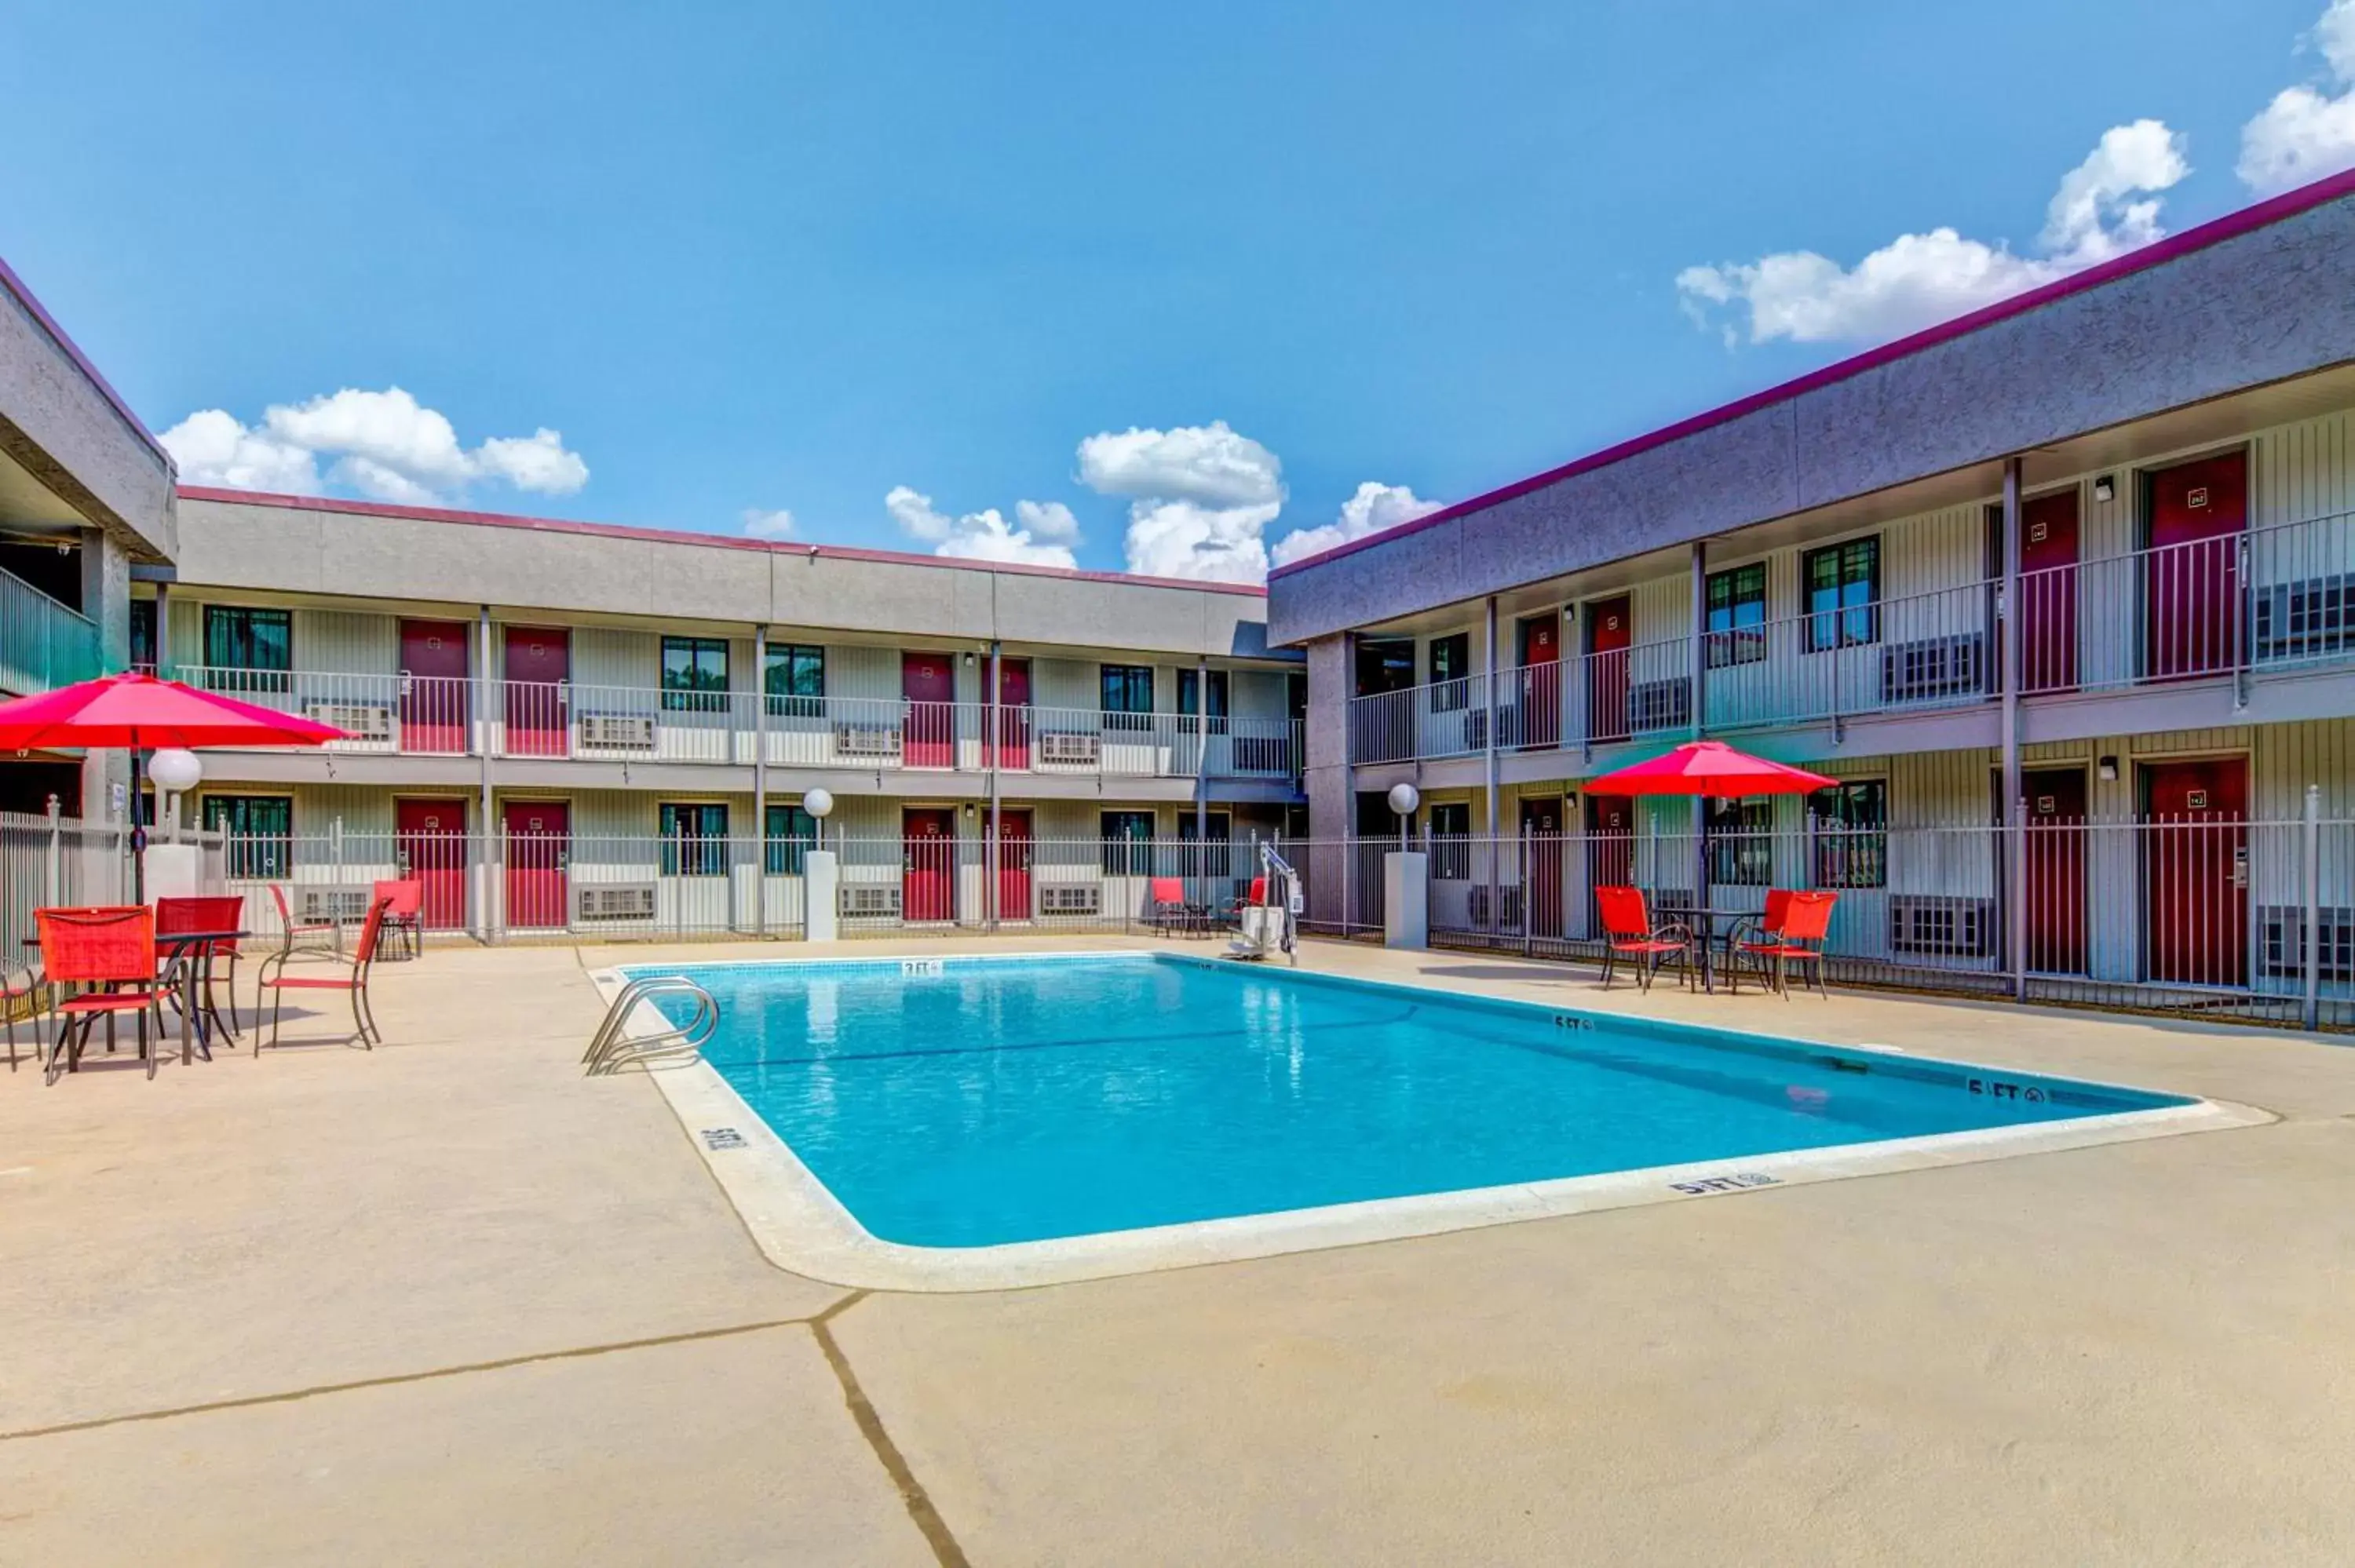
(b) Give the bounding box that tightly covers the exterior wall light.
[2092,476,2116,504]
[2098,755,2120,782]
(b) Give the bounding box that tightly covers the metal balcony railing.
[0,567,101,697]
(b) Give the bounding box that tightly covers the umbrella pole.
[130,743,147,904]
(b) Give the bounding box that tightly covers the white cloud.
[1676,120,2189,345]
[740,507,796,540]
[1072,421,1289,582]
[1270,482,1444,567]
[2240,0,2355,193]
[884,484,1079,568]
[159,385,589,505]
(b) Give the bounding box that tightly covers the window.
[1809,779,1887,888]
[1177,810,1232,876]
[203,607,291,693]
[1705,797,1773,887]
[765,802,818,875]
[1101,809,1157,874]
[764,644,825,717]
[659,802,729,876]
[130,599,158,673]
[1178,669,1229,734]
[661,636,730,713]
[1353,636,1415,696]
[1101,664,1155,731]
[202,794,293,879]
[1704,563,1768,668]
[1429,800,1472,879]
[1428,633,1472,709]
[1803,538,1880,651]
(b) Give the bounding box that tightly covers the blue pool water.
[631,955,2185,1249]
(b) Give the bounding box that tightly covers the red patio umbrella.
[1584,738,1836,797]
[0,672,346,899]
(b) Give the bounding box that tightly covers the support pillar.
[752,623,769,938]
[2000,457,2025,997]
[476,604,495,943]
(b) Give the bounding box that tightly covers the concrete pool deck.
[3,935,2353,1564]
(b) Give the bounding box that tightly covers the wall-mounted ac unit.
[2259,904,2355,978]
[1889,896,1995,957]
[1628,677,1692,732]
[1881,633,1987,703]
[834,724,904,760]
[2253,575,2353,662]
[298,888,374,924]
[578,713,657,750]
[1039,884,1101,915]
[1039,731,1101,765]
[841,884,904,917]
[1467,884,1524,930]
[305,702,392,742]
[576,884,656,921]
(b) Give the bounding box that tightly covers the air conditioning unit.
[1881,633,1987,703]
[1468,884,1524,930]
[298,888,374,924]
[1889,896,1995,957]
[2259,905,2355,978]
[576,884,656,921]
[305,702,392,742]
[578,713,657,750]
[1039,731,1101,765]
[2253,574,2353,662]
[841,884,904,917]
[834,724,904,760]
[1039,884,1101,915]
[1628,677,1692,732]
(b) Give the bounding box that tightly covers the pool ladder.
[583,976,719,1075]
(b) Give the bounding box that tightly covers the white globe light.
[801,787,835,819]
[148,748,203,793]
[1387,782,1420,816]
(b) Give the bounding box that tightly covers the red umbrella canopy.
[0,671,348,751]
[1584,739,1835,798]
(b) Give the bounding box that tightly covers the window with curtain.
[1809,779,1887,888]
[763,644,825,717]
[1176,809,1232,876]
[1100,665,1155,732]
[203,606,291,693]
[1705,797,1774,887]
[661,636,730,713]
[203,794,294,878]
[1429,800,1472,879]
[659,801,729,875]
[1428,633,1471,709]
[1704,563,1768,668]
[1178,669,1229,734]
[1803,538,1881,651]
[764,801,818,875]
[130,599,158,673]
[1100,809,1156,874]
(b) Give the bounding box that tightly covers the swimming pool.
[615,953,2230,1282]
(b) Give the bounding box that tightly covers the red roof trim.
[175,486,1270,598]
[0,253,174,470]
[1268,166,2355,582]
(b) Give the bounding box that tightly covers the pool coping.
[590,956,2275,1294]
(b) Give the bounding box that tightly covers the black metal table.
[159,929,249,1063]
[1651,905,1740,995]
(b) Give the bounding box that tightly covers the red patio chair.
[268,883,340,959]
[1223,875,1268,927]
[1725,888,1796,996]
[1147,876,1205,937]
[35,906,171,1082]
[156,894,249,1045]
[374,877,425,960]
[1744,890,1838,997]
[256,896,392,1053]
[3,956,41,1073]
[1596,885,1692,994]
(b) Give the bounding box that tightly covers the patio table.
[1649,905,1742,995]
[22,928,248,1067]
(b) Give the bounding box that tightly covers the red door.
[396,798,469,930]
[2021,768,2088,974]
[1584,597,1630,745]
[1585,792,1634,935]
[995,808,1033,921]
[903,807,956,921]
[502,800,570,930]
[992,658,1032,771]
[503,627,571,757]
[1515,613,1561,749]
[2143,758,2248,986]
[2018,491,2080,693]
[1521,797,1563,939]
[398,620,471,754]
[2145,452,2247,680]
[903,652,956,768]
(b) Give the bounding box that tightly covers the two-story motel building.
[1269,168,2355,1017]
[139,490,1305,936]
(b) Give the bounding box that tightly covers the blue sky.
[5,0,2350,580]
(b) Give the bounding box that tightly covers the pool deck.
[4,935,2353,1564]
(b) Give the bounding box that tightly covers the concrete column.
[753,623,769,937]
[1194,655,1209,842]
[805,850,840,943]
[1383,851,1428,949]
[2000,456,2025,997]
[476,605,495,942]
[1690,539,1708,905]
[152,579,170,674]
[988,640,1001,928]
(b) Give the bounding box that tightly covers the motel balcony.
[168,670,1305,789]
[0,564,102,698]
[1348,509,2355,768]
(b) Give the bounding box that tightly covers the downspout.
[1194,655,1209,842]
[753,622,768,939]
[2001,457,2025,998]
[1690,540,1708,907]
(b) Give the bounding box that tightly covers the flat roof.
[179,486,1269,600]
[1267,165,2355,584]
[0,253,173,471]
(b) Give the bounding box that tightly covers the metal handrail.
[583,975,717,1074]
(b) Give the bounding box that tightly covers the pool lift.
[1227,841,1301,965]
